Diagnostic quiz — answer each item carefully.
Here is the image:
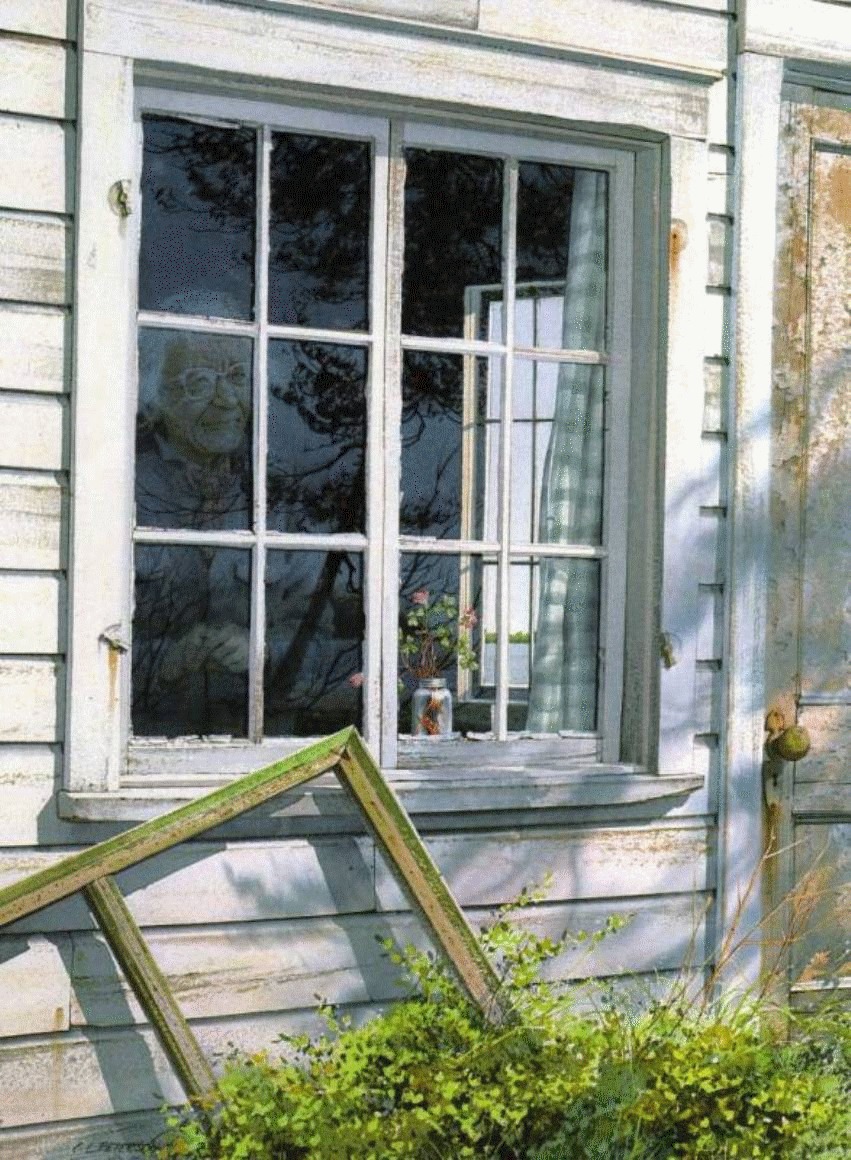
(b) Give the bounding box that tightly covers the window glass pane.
[136,329,253,531]
[139,116,256,319]
[268,341,367,534]
[132,545,250,737]
[402,149,502,338]
[398,552,491,735]
[516,163,608,350]
[401,353,499,541]
[264,551,363,736]
[513,358,604,546]
[269,134,371,331]
[520,556,600,733]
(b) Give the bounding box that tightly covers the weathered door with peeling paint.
[767,98,850,1009]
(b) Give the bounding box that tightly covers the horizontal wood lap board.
[0,727,506,1097]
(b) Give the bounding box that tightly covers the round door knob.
[768,725,811,762]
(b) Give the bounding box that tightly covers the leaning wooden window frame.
[66,49,700,807]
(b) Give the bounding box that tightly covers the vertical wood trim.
[83,875,216,1099]
[364,118,391,753]
[718,51,784,994]
[66,51,137,792]
[249,126,271,743]
[380,121,405,768]
[495,158,518,741]
[657,135,710,775]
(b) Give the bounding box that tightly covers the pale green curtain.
[526,170,607,733]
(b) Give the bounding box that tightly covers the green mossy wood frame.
[0,728,506,1097]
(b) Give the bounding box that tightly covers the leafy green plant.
[155,882,850,1160]
[398,590,478,679]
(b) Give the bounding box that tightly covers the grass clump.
[156,888,850,1159]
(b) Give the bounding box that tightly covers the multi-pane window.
[131,95,632,767]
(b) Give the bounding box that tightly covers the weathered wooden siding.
[0,1,741,1155]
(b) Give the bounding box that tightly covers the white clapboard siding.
[693,507,727,587]
[0,213,69,305]
[696,584,724,662]
[0,934,70,1036]
[694,664,723,734]
[703,359,727,432]
[641,0,731,11]
[68,894,709,1028]
[0,38,73,120]
[376,825,710,911]
[0,471,64,569]
[743,0,851,66]
[697,433,726,509]
[0,743,59,786]
[708,170,731,216]
[0,1109,166,1160]
[0,659,60,742]
[0,1005,387,1127]
[0,836,376,934]
[286,0,479,26]
[707,74,733,147]
[707,216,732,288]
[703,288,729,359]
[0,395,65,471]
[0,1,73,39]
[0,573,61,654]
[0,306,66,393]
[0,117,71,215]
[478,0,728,74]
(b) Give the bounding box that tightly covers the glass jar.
[411,677,453,737]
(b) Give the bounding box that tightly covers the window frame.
[64,1,713,814]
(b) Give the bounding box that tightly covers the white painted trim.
[717,52,784,993]
[741,0,851,66]
[85,0,711,140]
[656,135,710,777]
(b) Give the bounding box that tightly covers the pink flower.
[347,672,365,688]
[460,606,478,629]
[411,589,430,606]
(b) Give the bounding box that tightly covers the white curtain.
[526,170,607,733]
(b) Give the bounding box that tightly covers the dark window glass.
[402,150,502,338]
[139,116,256,319]
[516,162,608,349]
[264,551,363,736]
[267,342,367,534]
[269,134,371,331]
[136,329,252,531]
[132,545,250,737]
[400,353,497,541]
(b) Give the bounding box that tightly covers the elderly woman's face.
[159,338,250,459]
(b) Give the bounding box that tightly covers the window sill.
[58,767,704,825]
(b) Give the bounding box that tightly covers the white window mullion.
[248,126,272,743]
[495,158,518,741]
[379,119,406,768]
[364,121,391,754]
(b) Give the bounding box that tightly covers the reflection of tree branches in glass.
[264,552,364,735]
[401,352,466,538]
[132,547,249,737]
[403,150,502,336]
[268,343,366,534]
[269,134,371,328]
[142,116,256,236]
[516,162,575,283]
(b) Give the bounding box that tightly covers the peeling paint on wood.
[0,37,74,119]
[0,307,67,394]
[0,472,64,569]
[0,213,69,305]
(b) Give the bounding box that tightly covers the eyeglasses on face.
[166,363,249,402]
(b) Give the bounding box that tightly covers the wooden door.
[766,98,850,1010]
